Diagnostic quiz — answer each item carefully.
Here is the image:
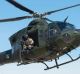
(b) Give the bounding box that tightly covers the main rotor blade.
[6,0,35,14]
[42,4,80,16]
[0,16,32,22]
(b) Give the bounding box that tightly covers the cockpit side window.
[66,23,75,29]
[48,24,58,38]
[57,22,75,31]
[57,22,66,31]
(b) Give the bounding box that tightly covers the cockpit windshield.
[66,23,75,29]
[57,22,75,30]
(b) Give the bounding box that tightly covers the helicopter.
[0,0,80,70]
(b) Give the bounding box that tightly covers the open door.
[28,29,39,47]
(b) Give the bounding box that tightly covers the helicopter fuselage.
[0,19,80,66]
[0,0,80,70]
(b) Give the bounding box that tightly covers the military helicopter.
[0,0,80,70]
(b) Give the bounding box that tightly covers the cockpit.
[57,22,75,31]
[48,21,75,38]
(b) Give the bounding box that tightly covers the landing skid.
[42,55,80,70]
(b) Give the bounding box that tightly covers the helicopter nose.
[62,29,80,47]
[72,29,80,46]
[76,29,80,32]
[74,29,80,36]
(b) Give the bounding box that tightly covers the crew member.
[21,35,34,53]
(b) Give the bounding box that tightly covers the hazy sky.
[0,0,80,74]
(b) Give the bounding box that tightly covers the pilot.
[21,35,34,53]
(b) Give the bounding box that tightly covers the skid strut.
[43,55,80,70]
